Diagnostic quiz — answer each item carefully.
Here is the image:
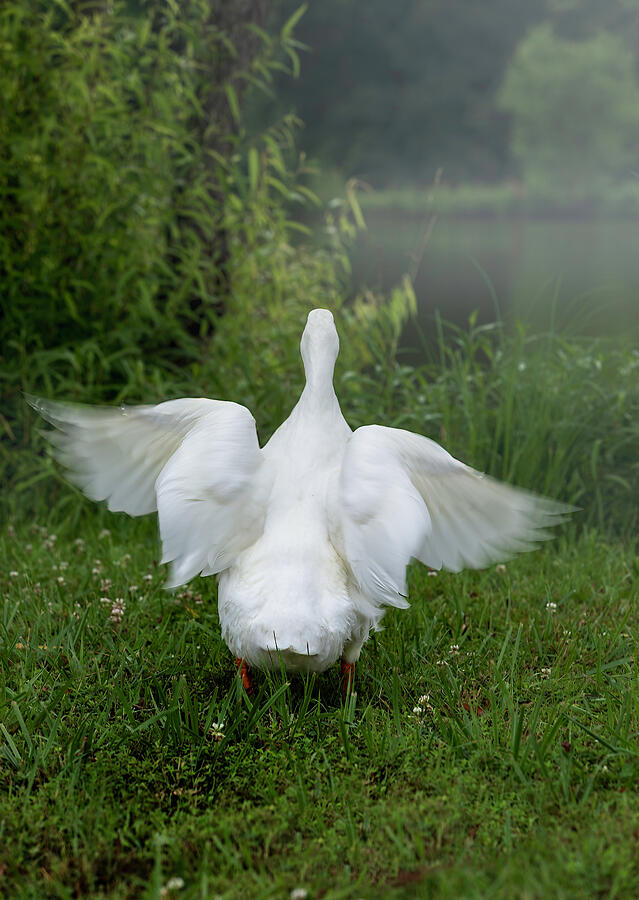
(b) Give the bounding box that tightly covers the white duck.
[28,309,569,695]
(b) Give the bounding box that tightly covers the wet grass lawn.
[1,515,638,898]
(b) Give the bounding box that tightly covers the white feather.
[155,404,264,587]
[338,424,571,610]
[28,309,572,672]
[27,395,265,585]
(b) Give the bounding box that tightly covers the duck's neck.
[301,357,338,411]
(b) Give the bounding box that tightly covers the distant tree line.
[267,0,639,189]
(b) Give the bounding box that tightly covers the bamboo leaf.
[225,83,241,125]
[281,4,307,40]
[248,147,259,194]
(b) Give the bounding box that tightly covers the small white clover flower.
[449,644,460,654]
[413,694,434,716]
[57,576,65,585]
[143,573,153,582]
[427,569,438,577]
[99,529,111,540]
[109,598,125,624]
[159,877,185,897]
[290,890,308,900]
[9,571,19,578]
[59,561,68,570]
[545,601,557,612]
[496,563,506,573]
[209,722,225,741]
[541,667,551,678]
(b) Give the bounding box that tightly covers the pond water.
[352,213,639,352]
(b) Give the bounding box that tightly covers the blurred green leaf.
[225,83,241,125]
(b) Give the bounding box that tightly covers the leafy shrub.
[0,1,415,499]
[2,1,236,390]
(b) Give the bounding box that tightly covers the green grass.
[2,512,638,899]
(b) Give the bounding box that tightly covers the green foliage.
[1,518,638,896]
[2,0,234,385]
[498,25,639,196]
[0,2,313,392]
[0,0,415,484]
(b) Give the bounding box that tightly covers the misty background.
[259,0,639,345]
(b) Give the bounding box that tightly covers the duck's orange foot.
[340,658,355,700]
[235,657,254,694]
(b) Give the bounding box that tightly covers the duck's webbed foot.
[235,657,254,694]
[340,658,355,700]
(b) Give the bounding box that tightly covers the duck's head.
[300,309,339,387]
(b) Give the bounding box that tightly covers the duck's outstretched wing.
[26,396,265,586]
[338,424,572,609]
